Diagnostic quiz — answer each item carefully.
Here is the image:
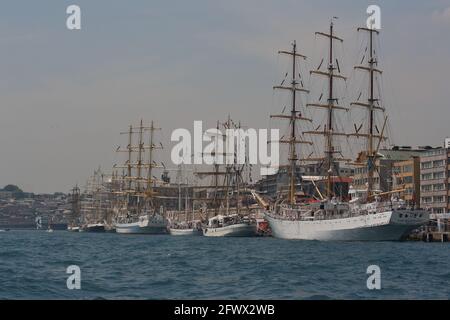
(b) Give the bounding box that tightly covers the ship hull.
[203,223,256,237]
[265,210,428,241]
[67,226,80,232]
[84,224,105,233]
[169,228,203,236]
[115,222,167,234]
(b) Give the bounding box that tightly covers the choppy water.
[0,230,448,299]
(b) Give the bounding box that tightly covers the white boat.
[265,199,429,241]
[203,214,256,237]
[67,226,80,232]
[115,214,167,234]
[169,221,203,236]
[169,227,202,236]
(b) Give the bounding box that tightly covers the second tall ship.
[264,21,429,241]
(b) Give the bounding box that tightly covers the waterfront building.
[351,147,427,194]
[392,156,421,207]
[255,163,353,201]
[419,141,450,214]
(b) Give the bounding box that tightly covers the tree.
[3,184,23,193]
[2,185,25,199]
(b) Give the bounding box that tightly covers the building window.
[403,165,413,173]
[433,172,445,179]
[425,149,445,157]
[421,173,432,180]
[433,160,444,168]
[421,185,432,192]
[421,196,432,204]
[404,176,413,184]
[434,196,445,203]
[421,161,432,169]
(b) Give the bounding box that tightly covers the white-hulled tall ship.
[113,120,168,234]
[265,20,429,241]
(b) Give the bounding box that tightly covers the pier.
[421,231,449,242]
[408,213,450,242]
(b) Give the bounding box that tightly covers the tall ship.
[264,20,429,241]
[167,165,203,236]
[79,168,108,233]
[113,120,168,234]
[196,118,257,237]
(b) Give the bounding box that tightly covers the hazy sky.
[1,0,450,193]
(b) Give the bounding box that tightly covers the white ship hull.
[265,210,429,241]
[115,216,167,234]
[169,228,202,236]
[203,223,256,237]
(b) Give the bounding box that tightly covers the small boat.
[169,228,202,236]
[67,226,80,232]
[203,214,256,237]
[169,221,203,236]
[115,214,167,234]
[83,223,105,233]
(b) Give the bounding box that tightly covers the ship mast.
[367,27,375,199]
[70,185,80,226]
[136,120,144,210]
[325,21,336,199]
[305,19,349,200]
[272,41,311,205]
[349,26,387,200]
[115,120,163,218]
[145,120,163,206]
[194,118,245,217]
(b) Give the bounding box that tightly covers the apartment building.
[351,147,426,194]
[392,156,421,206]
[420,142,450,214]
